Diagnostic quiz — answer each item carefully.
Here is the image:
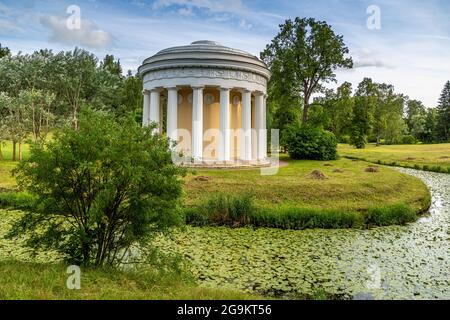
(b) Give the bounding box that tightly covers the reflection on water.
[158,168,450,299]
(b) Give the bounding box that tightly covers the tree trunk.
[302,96,309,124]
[18,143,22,161]
[12,141,16,161]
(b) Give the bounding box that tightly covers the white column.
[150,89,161,133]
[255,93,265,160]
[142,90,151,126]
[167,87,178,143]
[241,89,252,161]
[263,95,267,158]
[192,86,204,160]
[219,87,231,162]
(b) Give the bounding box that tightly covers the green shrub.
[283,125,338,161]
[401,135,417,145]
[6,109,186,268]
[339,135,350,144]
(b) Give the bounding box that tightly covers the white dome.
[138,40,270,80]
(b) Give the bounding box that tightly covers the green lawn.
[184,155,430,214]
[339,143,450,172]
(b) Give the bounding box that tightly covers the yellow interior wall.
[177,88,193,156]
[176,88,253,160]
[230,90,242,160]
[202,89,220,160]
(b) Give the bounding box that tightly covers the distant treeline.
[261,18,449,149]
[0,44,143,160]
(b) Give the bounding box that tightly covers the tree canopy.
[261,17,353,124]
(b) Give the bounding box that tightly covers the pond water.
[157,168,450,299]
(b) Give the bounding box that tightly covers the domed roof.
[138,40,270,80]
[155,40,256,58]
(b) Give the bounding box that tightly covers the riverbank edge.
[343,155,450,174]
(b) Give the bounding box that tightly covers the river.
[158,168,450,299]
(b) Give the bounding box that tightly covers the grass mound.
[306,170,328,180]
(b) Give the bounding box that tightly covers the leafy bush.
[283,125,338,161]
[401,135,417,145]
[339,135,351,144]
[6,109,186,267]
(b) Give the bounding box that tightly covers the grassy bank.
[0,260,260,300]
[339,143,450,173]
[184,193,420,230]
[184,156,430,219]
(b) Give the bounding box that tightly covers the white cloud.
[152,0,248,16]
[0,19,22,34]
[40,15,112,49]
[352,48,394,69]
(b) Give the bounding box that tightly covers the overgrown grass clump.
[0,192,36,209]
[184,193,420,230]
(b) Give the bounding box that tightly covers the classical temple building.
[138,40,271,167]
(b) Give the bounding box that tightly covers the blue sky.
[0,0,449,107]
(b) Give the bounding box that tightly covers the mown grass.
[184,155,430,215]
[0,260,261,300]
[339,143,450,173]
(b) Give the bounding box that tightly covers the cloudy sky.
[0,0,449,107]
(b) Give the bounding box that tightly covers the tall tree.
[405,99,426,133]
[436,81,450,142]
[261,17,353,124]
[0,43,10,58]
[101,54,123,78]
[423,108,438,143]
[350,78,377,149]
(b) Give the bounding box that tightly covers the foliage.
[6,109,186,267]
[0,48,143,154]
[261,17,353,124]
[400,135,417,145]
[436,81,450,142]
[350,78,376,148]
[283,125,338,160]
[0,43,10,58]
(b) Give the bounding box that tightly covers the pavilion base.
[179,158,272,169]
